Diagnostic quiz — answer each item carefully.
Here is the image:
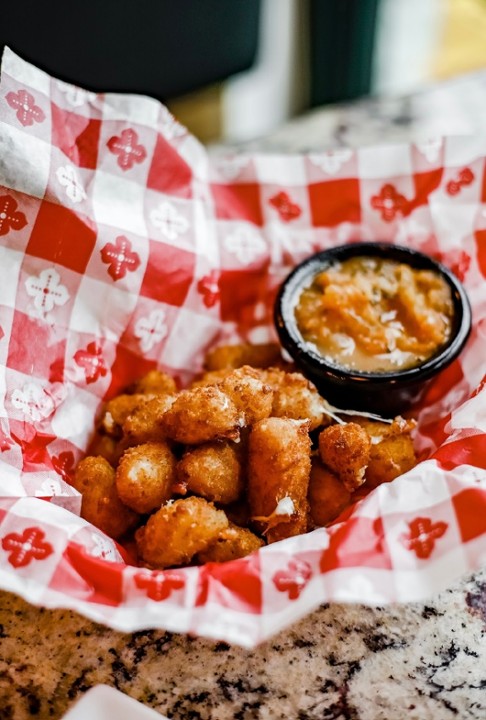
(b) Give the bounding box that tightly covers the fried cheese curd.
[219,366,274,425]
[73,347,418,570]
[248,417,311,543]
[116,442,176,514]
[353,416,417,489]
[262,368,328,431]
[127,369,177,395]
[136,497,229,568]
[204,342,282,371]
[101,393,152,437]
[197,522,264,563]
[318,422,372,492]
[177,442,244,504]
[122,394,176,446]
[308,460,351,528]
[73,456,139,539]
[87,432,125,467]
[160,386,244,445]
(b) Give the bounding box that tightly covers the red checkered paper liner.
[0,48,486,647]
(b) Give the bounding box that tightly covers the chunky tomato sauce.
[295,256,454,372]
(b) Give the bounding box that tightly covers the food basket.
[0,47,485,647]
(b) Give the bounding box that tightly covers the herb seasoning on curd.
[294,256,454,373]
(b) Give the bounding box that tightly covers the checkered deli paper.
[0,48,486,648]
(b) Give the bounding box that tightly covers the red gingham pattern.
[1,48,486,647]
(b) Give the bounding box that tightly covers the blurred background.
[2,0,486,144]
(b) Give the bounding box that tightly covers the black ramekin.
[274,242,472,417]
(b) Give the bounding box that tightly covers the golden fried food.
[355,417,417,488]
[101,394,152,437]
[197,522,264,563]
[367,433,416,488]
[354,415,416,441]
[262,369,328,431]
[248,417,311,543]
[75,344,419,569]
[219,366,273,425]
[127,369,177,395]
[87,432,125,467]
[116,442,176,514]
[72,456,139,539]
[160,386,244,445]
[177,441,244,504]
[136,496,229,568]
[308,458,352,528]
[190,369,234,388]
[318,422,371,492]
[204,342,282,371]
[191,366,273,424]
[122,394,176,445]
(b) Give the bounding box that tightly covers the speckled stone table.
[3,72,486,720]
[1,567,486,719]
[229,69,486,153]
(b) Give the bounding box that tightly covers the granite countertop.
[230,69,486,153]
[3,72,486,720]
[1,569,486,720]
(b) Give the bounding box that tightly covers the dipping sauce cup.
[274,243,472,417]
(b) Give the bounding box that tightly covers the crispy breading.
[354,416,417,488]
[177,441,244,504]
[197,522,264,563]
[190,369,234,388]
[191,366,273,424]
[75,353,419,569]
[101,393,153,437]
[261,369,328,431]
[160,386,244,444]
[72,456,139,539]
[116,442,176,514]
[87,432,125,467]
[136,496,229,568]
[248,417,311,543]
[204,342,282,371]
[308,458,352,527]
[219,366,274,425]
[126,369,177,395]
[122,394,176,445]
[319,422,371,492]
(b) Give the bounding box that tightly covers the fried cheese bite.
[261,369,327,431]
[136,496,229,568]
[72,456,139,539]
[160,386,244,445]
[248,417,311,543]
[219,366,274,425]
[197,522,264,563]
[176,441,244,504]
[308,458,352,528]
[190,369,234,388]
[204,342,282,371]
[101,393,153,437]
[87,432,125,467]
[122,394,176,446]
[318,422,371,492]
[355,416,417,488]
[116,442,176,514]
[126,369,177,396]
